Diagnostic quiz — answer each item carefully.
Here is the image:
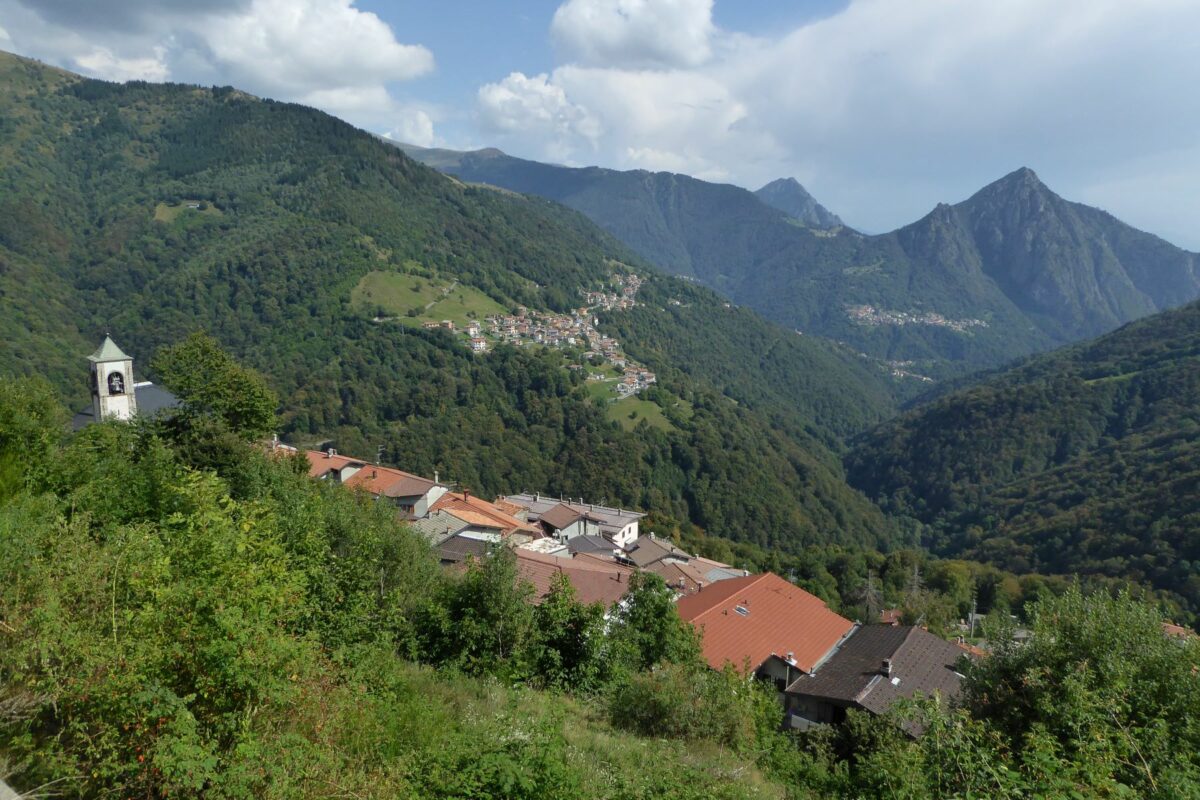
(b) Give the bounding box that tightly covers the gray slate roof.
[786,624,968,717]
[567,534,616,555]
[436,534,492,564]
[410,511,468,544]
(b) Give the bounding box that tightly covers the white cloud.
[0,24,10,42]
[74,45,168,82]
[551,0,715,68]
[477,71,601,161]
[0,0,433,133]
[195,0,433,96]
[474,0,1200,249]
[384,108,437,147]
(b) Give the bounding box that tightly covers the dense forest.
[0,50,901,554]
[3,351,1199,798]
[848,299,1200,616]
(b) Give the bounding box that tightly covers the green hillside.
[847,300,1200,613]
[7,371,1198,799]
[0,50,899,552]
[399,146,1200,380]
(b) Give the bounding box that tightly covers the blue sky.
[2,0,1198,249]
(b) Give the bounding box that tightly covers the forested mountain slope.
[401,144,1200,379]
[0,50,899,551]
[847,299,1200,613]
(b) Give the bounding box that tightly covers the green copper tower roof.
[87,336,131,363]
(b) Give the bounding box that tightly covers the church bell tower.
[89,336,138,421]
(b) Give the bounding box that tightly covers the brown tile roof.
[539,502,585,531]
[675,573,854,674]
[646,559,708,596]
[622,536,690,568]
[432,492,537,537]
[492,498,526,518]
[515,550,633,607]
[786,625,969,717]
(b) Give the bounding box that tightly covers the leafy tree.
[0,376,66,500]
[151,331,278,439]
[530,574,606,692]
[607,572,701,673]
[413,546,536,677]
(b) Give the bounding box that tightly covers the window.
[734,605,750,617]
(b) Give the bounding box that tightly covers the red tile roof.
[432,492,538,537]
[675,573,854,674]
[1163,621,1198,639]
[304,450,362,478]
[304,451,436,498]
[515,550,633,607]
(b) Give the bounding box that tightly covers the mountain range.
[398,144,1200,380]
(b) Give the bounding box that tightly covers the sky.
[2,0,1198,248]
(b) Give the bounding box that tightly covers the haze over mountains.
[399,144,1200,380]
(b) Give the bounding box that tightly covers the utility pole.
[906,562,923,605]
[864,569,883,622]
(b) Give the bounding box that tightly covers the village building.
[502,493,645,548]
[72,336,179,429]
[304,449,448,520]
[644,558,710,596]
[430,490,540,544]
[784,624,970,734]
[410,509,471,545]
[514,549,634,608]
[565,534,619,557]
[689,556,749,583]
[435,532,493,565]
[620,534,693,569]
[675,573,856,692]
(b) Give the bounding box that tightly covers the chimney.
[786,652,795,664]
[881,659,893,677]
[371,469,377,478]
[434,470,439,484]
[464,489,470,501]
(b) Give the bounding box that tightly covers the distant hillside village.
[421,273,657,398]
